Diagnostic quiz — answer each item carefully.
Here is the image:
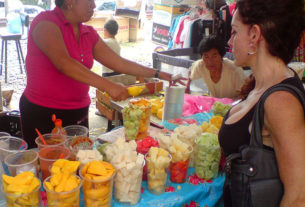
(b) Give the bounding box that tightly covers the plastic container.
[0,132,10,137]
[3,179,41,207]
[51,114,66,135]
[43,175,82,207]
[38,146,71,181]
[163,86,185,121]
[114,159,145,205]
[146,153,171,195]
[80,165,115,207]
[0,137,28,162]
[4,150,39,177]
[63,125,89,139]
[169,145,193,183]
[195,137,221,179]
[123,98,151,141]
[35,133,67,150]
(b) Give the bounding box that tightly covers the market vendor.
[19,0,185,148]
[186,35,246,99]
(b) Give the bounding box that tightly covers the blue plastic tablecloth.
[79,168,225,207]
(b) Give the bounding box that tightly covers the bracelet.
[154,70,160,78]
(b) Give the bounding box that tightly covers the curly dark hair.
[236,0,305,100]
[55,0,65,8]
[236,0,305,65]
[198,35,226,57]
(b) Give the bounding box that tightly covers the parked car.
[22,5,45,18]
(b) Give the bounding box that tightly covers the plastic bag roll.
[163,86,185,121]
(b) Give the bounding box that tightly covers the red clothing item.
[229,2,236,16]
[24,6,99,109]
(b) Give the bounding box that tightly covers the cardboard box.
[129,18,144,42]
[96,101,122,121]
[153,0,199,6]
[152,22,170,45]
[153,4,189,27]
[86,16,129,43]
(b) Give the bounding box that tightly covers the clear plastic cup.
[114,159,145,205]
[2,179,41,207]
[63,125,89,139]
[146,153,171,195]
[38,146,71,181]
[0,132,10,137]
[0,137,28,162]
[43,175,82,207]
[123,98,151,141]
[4,150,39,177]
[170,145,193,183]
[79,165,115,207]
[35,133,67,150]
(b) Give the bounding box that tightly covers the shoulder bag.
[224,84,305,207]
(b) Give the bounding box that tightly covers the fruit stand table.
[95,126,225,207]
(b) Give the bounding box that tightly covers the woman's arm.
[264,91,305,207]
[32,21,129,101]
[93,39,173,81]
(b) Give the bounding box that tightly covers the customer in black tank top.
[217,0,305,206]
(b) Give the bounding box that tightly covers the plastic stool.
[0,33,24,83]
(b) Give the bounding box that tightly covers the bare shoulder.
[264,90,305,125]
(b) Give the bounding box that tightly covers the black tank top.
[218,73,305,157]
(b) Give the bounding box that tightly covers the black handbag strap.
[250,84,305,147]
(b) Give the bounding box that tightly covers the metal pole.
[4,0,8,17]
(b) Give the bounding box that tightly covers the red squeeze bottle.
[51,114,66,135]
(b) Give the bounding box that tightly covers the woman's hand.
[159,71,188,86]
[106,83,129,102]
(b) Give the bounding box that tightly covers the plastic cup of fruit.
[79,165,116,207]
[38,146,71,181]
[35,133,67,150]
[2,179,41,207]
[4,150,39,177]
[170,145,193,183]
[114,159,145,205]
[123,98,151,141]
[194,139,221,179]
[0,136,28,162]
[43,175,82,207]
[146,153,172,195]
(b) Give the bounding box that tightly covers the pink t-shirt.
[24,7,100,109]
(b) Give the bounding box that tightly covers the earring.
[68,4,73,10]
[247,43,257,55]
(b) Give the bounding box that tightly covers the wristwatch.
[154,70,160,78]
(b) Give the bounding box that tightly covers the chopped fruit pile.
[50,159,80,175]
[104,138,145,205]
[45,159,81,206]
[3,172,40,207]
[146,147,171,195]
[123,98,151,140]
[81,160,116,206]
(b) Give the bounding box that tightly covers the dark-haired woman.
[186,35,245,98]
[218,0,305,206]
[19,0,185,148]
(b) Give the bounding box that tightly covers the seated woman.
[186,35,246,99]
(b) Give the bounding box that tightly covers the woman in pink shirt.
[19,0,184,148]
